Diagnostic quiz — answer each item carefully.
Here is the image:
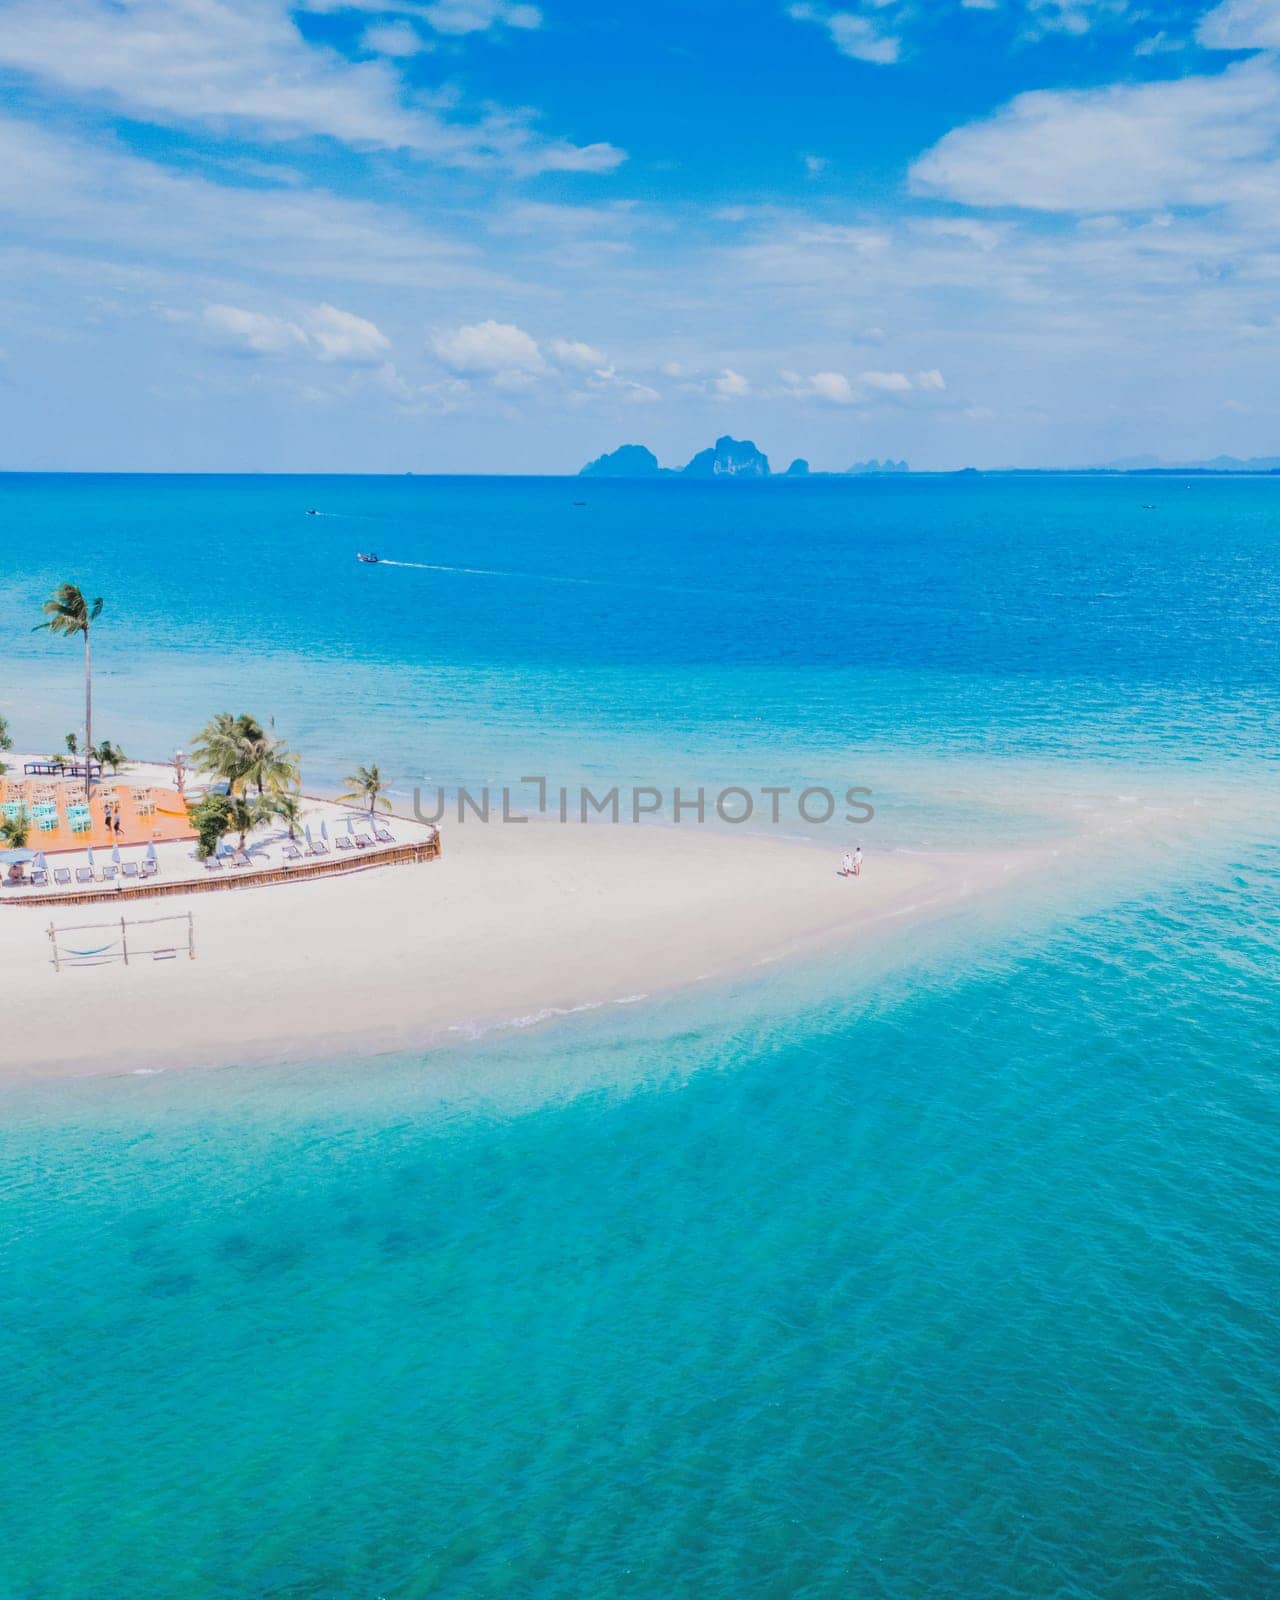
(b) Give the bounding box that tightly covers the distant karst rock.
[579,443,663,478]
[846,458,909,475]
[682,435,771,478]
[785,458,810,477]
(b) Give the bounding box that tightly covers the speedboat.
[356,552,380,564]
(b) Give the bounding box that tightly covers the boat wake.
[378,559,612,588]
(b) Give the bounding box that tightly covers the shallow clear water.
[2,474,1279,1596]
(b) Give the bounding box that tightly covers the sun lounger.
[354,832,373,847]
[311,841,329,855]
[374,827,394,844]
[282,842,302,862]
[101,865,118,882]
[140,860,158,879]
[75,867,93,884]
[232,851,252,868]
[203,856,223,872]
[30,869,48,887]
[121,862,139,879]
[53,867,71,886]
[336,836,354,851]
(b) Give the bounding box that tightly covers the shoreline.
[0,794,1142,1084]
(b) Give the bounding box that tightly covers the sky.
[1,0,1279,472]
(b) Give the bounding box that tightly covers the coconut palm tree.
[272,792,304,840]
[0,814,30,849]
[187,789,273,858]
[92,740,125,774]
[190,712,250,789]
[191,713,297,798]
[0,713,10,778]
[241,733,300,800]
[340,763,392,816]
[35,585,104,795]
[0,812,31,882]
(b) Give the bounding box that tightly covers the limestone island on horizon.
[579,437,909,479]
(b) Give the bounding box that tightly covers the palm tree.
[187,790,273,858]
[0,814,30,849]
[35,585,104,797]
[0,812,31,882]
[241,734,300,799]
[340,763,392,816]
[0,713,10,778]
[272,792,304,840]
[92,740,125,774]
[191,713,297,798]
[191,712,250,789]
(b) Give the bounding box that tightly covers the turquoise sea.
[2,474,1279,1597]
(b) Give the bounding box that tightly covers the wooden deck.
[1,776,195,854]
[3,833,442,910]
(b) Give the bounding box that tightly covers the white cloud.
[204,303,308,356]
[859,368,914,391]
[787,3,901,64]
[807,371,858,403]
[202,301,390,362]
[0,0,620,176]
[713,368,752,398]
[359,20,432,56]
[782,368,935,404]
[432,319,544,374]
[909,58,1280,212]
[804,154,829,176]
[1134,29,1185,55]
[308,303,391,363]
[420,0,542,33]
[548,338,606,369]
[1197,0,1280,48]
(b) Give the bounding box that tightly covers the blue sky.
[1,0,1277,472]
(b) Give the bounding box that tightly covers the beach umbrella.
[145,841,157,864]
[320,820,329,841]
[86,844,96,868]
[34,852,47,874]
[304,823,314,848]
[111,842,121,866]
[0,848,36,864]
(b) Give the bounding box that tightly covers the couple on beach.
[840,847,862,879]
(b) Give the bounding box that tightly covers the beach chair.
[203,856,223,872]
[122,862,140,879]
[101,865,118,882]
[53,867,72,887]
[335,835,354,851]
[311,840,329,856]
[140,859,158,879]
[282,843,302,862]
[354,832,374,848]
[374,827,394,845]
[30,869,48,888]
[75,867,94,885]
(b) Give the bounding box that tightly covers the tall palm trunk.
[84,625,93,799]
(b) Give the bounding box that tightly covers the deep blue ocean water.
[2,474,1279,1597]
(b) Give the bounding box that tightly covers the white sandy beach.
[1,802,1044,1080]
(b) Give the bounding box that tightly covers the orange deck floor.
[1,778,196,855]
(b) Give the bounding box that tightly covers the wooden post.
[120,916,129,966]
[48,922,60,974]
[187,910,195,961]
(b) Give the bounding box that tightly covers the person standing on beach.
[841,850,853,877]
[853,846,863,877]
